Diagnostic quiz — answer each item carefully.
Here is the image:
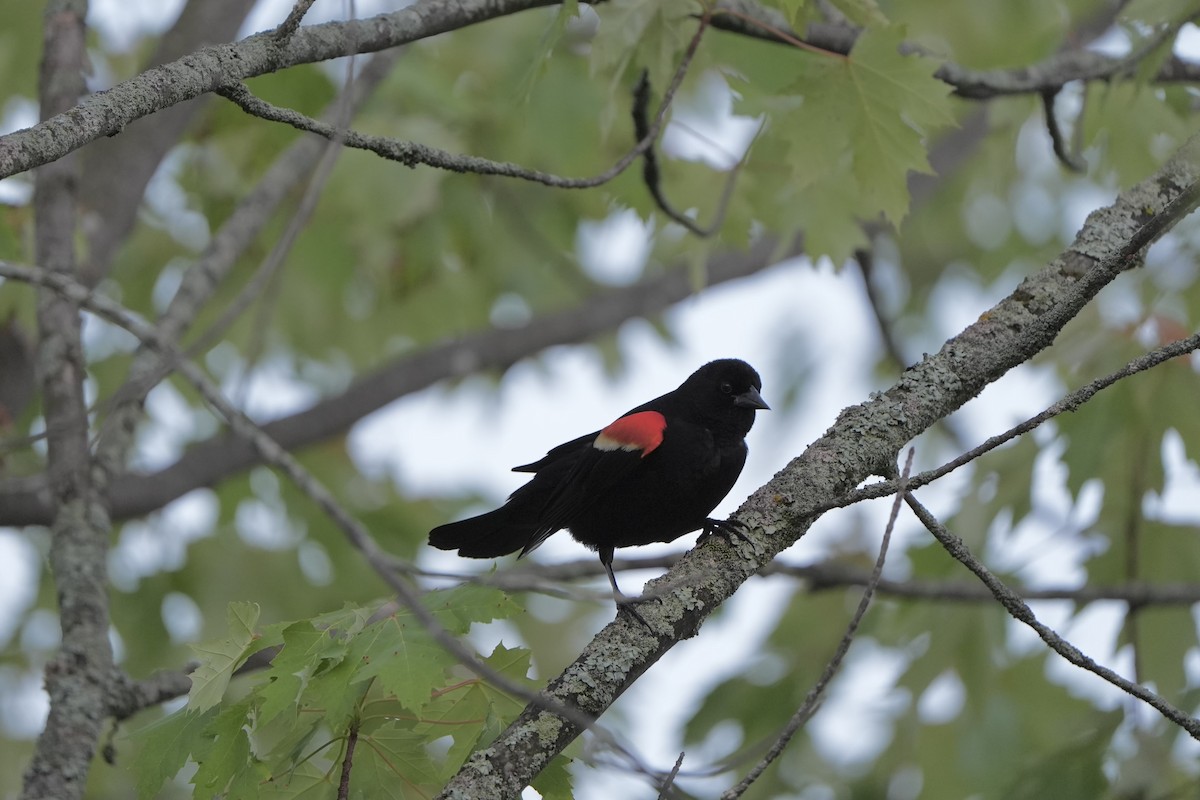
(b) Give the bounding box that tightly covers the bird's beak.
[735,386,770,410]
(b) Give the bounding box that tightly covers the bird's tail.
[428,505,537,559]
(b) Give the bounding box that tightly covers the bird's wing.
[512,431,598,473]
[518,410,668,556]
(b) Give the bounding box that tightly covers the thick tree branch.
[5,0,1200,188]
[711,0,1200,98]
[832,327,1200,511]
[22,3,118,799]
[0,238,783,525]
[434,133,1200,799]
[0,0,560,181]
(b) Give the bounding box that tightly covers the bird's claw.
[614,592,654,630]
[698,517,754,547]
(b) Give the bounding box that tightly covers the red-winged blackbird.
[429,359,769,600]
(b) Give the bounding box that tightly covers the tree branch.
[493,555,1200,608]
[722,450,910,799]
[433,131,1200,799]
[903,490,1199,737]
[21,3,119,799]
[710,0,1200,98]
[0,0,560,181]
[213,6,703,190]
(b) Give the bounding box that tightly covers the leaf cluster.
[129,588,571,799]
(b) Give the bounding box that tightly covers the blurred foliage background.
[2,0,1200,797]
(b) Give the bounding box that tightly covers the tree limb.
[710,0,1200,98]
[0,0,561,181]
[21,3,118,799]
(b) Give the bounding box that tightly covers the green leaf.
[354,724,444,797]
[806,24,954,225]
[530,755,576,800]
[258,620,353,725]
[349,614,449,713]
[412,644,534,771]
[589,0,696,134]
[129,708,216,800]
[827,0,889,26]
[427,583,524,633]
[191,699,254,795]
[256,761,335,799]
[188,601,261,712]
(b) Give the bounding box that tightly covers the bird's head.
[683,358,769,436]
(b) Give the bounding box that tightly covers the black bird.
[429,359,769,602]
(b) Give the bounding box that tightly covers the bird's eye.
[720,381,733,394]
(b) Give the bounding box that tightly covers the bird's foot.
[614,592,654,630]
[698,517,754,547]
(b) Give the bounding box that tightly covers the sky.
[3,2,1200,798]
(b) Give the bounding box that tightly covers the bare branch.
[337,720,359,800]
[214,10,707,190]
[1041,89,1087,173]
[275,0,319,43]
[721,449,911,800]
[903,490,1200,738]
[836,328,1200,511]
[631,33,746,237]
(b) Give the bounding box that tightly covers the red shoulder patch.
[594,411,666,457]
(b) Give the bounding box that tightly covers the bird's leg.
[697,517,754,547]
[600,549,652,629]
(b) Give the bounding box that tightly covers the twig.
[827,328,1200,512]
[853,247,909,370]
[903,491,1200,739]
[216,14,706,192]
[630,29,747,238]
[1041,89,1087,172]
[275,0,319,43]
[481,555,1200,608]
[337,720,359,800]
[655,752,686,800]
[719,449,912,799]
